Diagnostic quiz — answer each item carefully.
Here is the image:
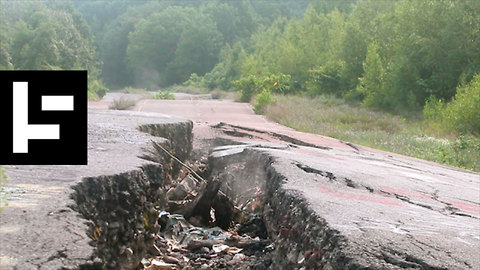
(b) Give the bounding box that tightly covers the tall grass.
[264,95,480,172]
[109,97,138,110]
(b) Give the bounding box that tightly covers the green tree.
[430,74,480,135]
[201,2,239,44]
[100,16,138,88]
[363,0,480,110]
[9,6,98,71]
[127,7,189,88]
[127,6,222,88]
[201,42,247,89]
[0,14,14,70]
[95,1,170,88]
[2,2,105,99]
[338,0,394,95]
[356,43,387,109]
[164,18,222,84]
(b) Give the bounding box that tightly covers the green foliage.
[200,2,251,44]
[423,97,445,129]
[0,166,7,212]
[126,6,222,88]
[184,73,205,88]
[228,7,348,93]
[424,74,480,135]
[204,0,479,122]
[72,0,308,89]
[268,73,292,94]
[234,75,263,102]
[306,61,345,96]
[234,73,291,102]
[88,79,108,101]
[166,18,222,84]
[99,15,138,88]
[442,75,480,135]
[0,20,14,70]
[154,91,175,100]
[8,5,99,71]
[200,43,247,90]
[356,43,387,109]
[253,89,276,114]
[1,1,107,99]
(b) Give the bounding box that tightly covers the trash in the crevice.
[139,158,273,269]
[140,209,272,269]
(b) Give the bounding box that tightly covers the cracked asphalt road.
[1,93,478,269]
[0,109,187,269]
[132,95,480,269]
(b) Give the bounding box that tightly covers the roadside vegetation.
[153,90,175,100]
[0,1,107,99]
[265,95,480,171]
[109,97,137,110]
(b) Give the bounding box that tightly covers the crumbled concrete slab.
[0,109,190,270]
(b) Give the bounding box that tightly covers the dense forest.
[0,0,478,134]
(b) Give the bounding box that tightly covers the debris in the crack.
[212,192,235,230]
[139,157,273,270]
[140,211,273,269]
[142,258,177,270]
[237,213,269,239]
[177,178,222,225]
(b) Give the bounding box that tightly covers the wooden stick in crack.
[152,140,233,224]
[152,141,205,183]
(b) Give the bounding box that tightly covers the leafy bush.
[423,97,445,130]
[233,75,264,102]
[441,75,480,135]
[234,73,292,102]
[424,74,480,135]
[306,61,345,96]
[153,90,175,100]
[253,89,276,114]
[88,79,108,101]
[201,43,247,90]
[184,73,205,88]
[268,73,292,94]
[356,43,387,109]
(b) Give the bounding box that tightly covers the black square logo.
[0,70,87,165]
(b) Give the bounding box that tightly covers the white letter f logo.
[13,82,74,153]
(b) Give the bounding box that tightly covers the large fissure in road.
[70,121,475,269]
[70,121,344,269]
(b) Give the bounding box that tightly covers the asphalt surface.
[2,93,479,269]
[0,109,188,269]
[132,95,480,268]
